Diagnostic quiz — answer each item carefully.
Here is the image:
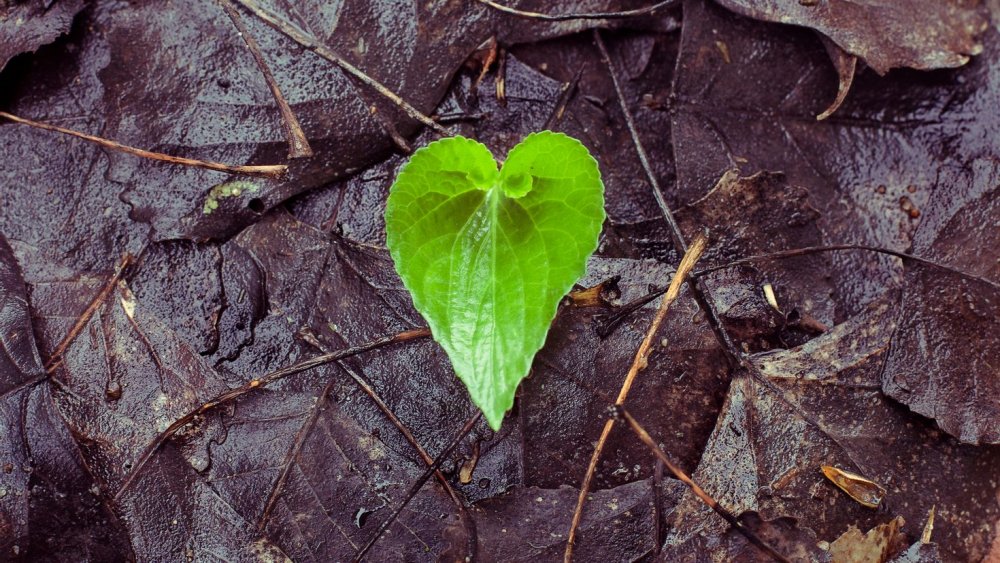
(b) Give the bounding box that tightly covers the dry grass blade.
[0,111,287,177]
[564,234,706,562]
[476,0,678,21]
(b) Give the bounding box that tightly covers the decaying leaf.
[673,0,1000,318]
[676,169,836,351]
[664,510,830,562]
[881,158,1000,445]
[664,301,1000,560]
[0,0,84,71]
[714,0,988,74]
[466,478,685,561]
[0,236,132,560]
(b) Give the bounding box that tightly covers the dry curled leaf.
[821,466,887,509]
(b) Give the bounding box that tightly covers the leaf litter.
[1,0,999,561]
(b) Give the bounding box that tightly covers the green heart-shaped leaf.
[385,132,605,429]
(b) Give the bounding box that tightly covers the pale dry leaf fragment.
[829,516,907,563]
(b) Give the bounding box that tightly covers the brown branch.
[232,0,448,136]
[476,0,678,21]
[615,406,792,563]
[0,111,287,178]
[114,327,430,501]
[353,412,482,562]
[217,0,313,159]
[564,234,706,562]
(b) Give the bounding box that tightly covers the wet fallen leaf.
[672,0,1000,317]
[465,477,684,561]
[0,236,131,560]
[2,0,1000,558]
[715,0,988,74]
[0,0,84,71]
[663,510,830,562]
[663,301,1000,560]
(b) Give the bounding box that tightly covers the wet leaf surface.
[468,477,684,561]
[664,302,1000,561]
[715,0,988,74]
[0,0,84,71]
[0,0,642,248]
[0,236,131,560]
[1,0,999,560]
[663,511,829,562]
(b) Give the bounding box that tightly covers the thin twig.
[114,327,430,500]
[594,29,742,364]
[232,0,448,135]
[692,244,999,288]
[594,31,681,246]
[615,406,791,563]
[353,412,483,562]
[0,111,287,178]
[45,253,136,374]
[217,0,313,159]
[299,330,477,560]
[599,242,1000,337]
[564,235,706,562]
[476,0,678,21]
[543,69,582,130]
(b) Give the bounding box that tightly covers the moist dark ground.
[1,1,998,561]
